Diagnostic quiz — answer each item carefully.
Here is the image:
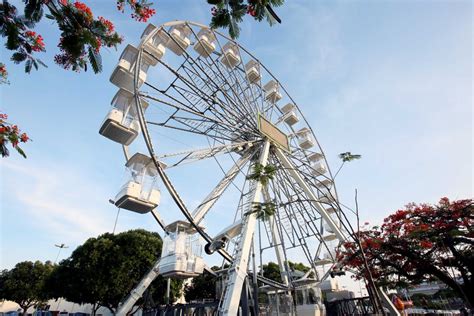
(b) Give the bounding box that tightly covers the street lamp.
[54,243,69,264]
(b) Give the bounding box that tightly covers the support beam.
[262,188,290,286]
[378,287,401,316]
[192,153,251,224]
[219,141,271,316]
[116,259,161,316]
[274,148,347,242]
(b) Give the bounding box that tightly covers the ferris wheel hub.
[257,114,291,152]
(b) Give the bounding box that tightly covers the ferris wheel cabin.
[140,24,166,66]
[280,103,299,126]
[311,161,327,176]
[262,281,325,316]
[324,218,340,234]
[194,28,216,57]
[322,234,338,242]
[110,44,150,92]
[220,41,241,68]
[264,80,282,103]
[314,252,334,266]
[296,128,315,149]
[167,24,191,56]
[114,153,161,214]
[319,194,335,205]
[158,221,204,278]
[99,89,148,145]
[317,179,333,190]
[245,60,261,83]
[308,152,324,162]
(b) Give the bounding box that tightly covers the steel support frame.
[192,152,252,224]
[262,187,290,286]
[274,148,400,316]
[116,259,162,316]
[219,140,271,315]
[274,148,347,242]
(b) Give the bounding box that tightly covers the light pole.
[54,243,68,264]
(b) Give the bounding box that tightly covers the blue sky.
[1,0,472,274]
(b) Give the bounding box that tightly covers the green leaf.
[87,46,102,74]
[207,0,223,4]
[264,6,278,26]
[210,9,231,29]
[25,59,33,73]
[11,52,27,63]
[228,16,240,39]
[15,146,27,158]
[24,0,44,23]
[36,58,48,68]
[270,0,284,7]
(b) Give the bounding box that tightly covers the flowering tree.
[1,0,284,158]
[1,0,284,76]
[0,112,29,158]
[339,198,474,307]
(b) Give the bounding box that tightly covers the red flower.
[94,38,102,53]
[74,1,93,19]
[20,133,29,143]
[247,5,256,17]
[98,17,115,33]
[25,31,45,52]
[420,240,433,249]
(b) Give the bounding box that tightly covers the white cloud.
[2,159,116,243]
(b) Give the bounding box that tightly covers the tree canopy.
[261,261,310,282]
[47,229,181,314]
[184,267,220,302]
[0,261,55,314]
[1,0,284,78]
[339,198,474,307]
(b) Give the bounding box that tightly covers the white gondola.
[317,179,333,189]
[296,128,314,149]
[322,234,337,242]
[293,281,325,316]
[167,24,191,55]
[114,153,161,214]
[320,279,339,292]
[314,257,333,266]
[158,221,204,278]
[263,80,282,103]
[140,24,166,66]
[324,216,339,233]
[308,152,324,162]
[314,251,335,266]
[220,41,241,68]
[280,103,299,126]
[110,44,150,92]
[99,89,149,145]
[311,161,327,176]
[326,207,337,214]
[194,28,216,57]
[245,60,261,83]
[319,195,335,204]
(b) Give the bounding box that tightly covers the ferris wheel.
[100,20,356,316]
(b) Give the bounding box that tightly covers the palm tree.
[334,152,362,178]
